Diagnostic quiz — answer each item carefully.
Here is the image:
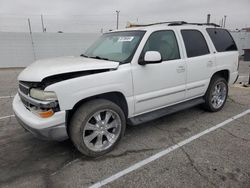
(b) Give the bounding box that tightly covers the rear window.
[206,28,237,52]
[181,30,210,58]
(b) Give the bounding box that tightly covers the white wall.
[0,32,100,68]
[0,31,249,68]
[0,32,35,68]
[230,31,250,56]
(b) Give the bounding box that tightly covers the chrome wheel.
[83,109,122,152]
[211,82,227,109]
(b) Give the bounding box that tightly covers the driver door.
[132,30,186,114]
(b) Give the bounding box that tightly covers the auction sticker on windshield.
[118,36,134,42]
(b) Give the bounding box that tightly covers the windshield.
[83,31,145,63]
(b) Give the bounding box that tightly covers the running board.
[128,97,205,125]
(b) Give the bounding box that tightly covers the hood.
[18,56,119,82]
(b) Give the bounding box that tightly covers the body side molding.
[128,97,205,125]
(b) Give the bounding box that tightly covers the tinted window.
[141,30,180,61]
[206,28,237,52]
[181,30,210,58]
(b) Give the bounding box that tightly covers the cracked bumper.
[13,94,68,141]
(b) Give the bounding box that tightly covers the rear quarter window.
[206,28,237,52]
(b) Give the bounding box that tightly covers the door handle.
[176,66,185,73]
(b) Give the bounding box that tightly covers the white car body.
[13,24,239,141]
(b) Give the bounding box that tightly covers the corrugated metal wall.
[0,32,100,68]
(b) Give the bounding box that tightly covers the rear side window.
[181,30,210,58]
[206,28,237,52]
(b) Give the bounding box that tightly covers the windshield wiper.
[90,56,110,61]
[81,54,111,61]
[80,54,88,58]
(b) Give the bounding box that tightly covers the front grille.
[19,81,32,108]
[20,97,30,108]
[19,82,30,95]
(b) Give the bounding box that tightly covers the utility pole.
[116,10,120,30]
[41,14,45,32]
[223,15,227,28]
[28,18,32,34]
[27,18,36,60]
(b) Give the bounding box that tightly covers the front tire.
[69,99,126,157]
[203,76,228,112]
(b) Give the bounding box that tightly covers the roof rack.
[126,21,186,28]
[126,21,220,28]
[183,22,221,27]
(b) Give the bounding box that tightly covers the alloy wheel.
[82,109,122,152]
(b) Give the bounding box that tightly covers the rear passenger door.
[180,29,215,99]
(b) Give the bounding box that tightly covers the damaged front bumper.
[13,94,68,141]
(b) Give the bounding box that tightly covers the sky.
[0,0,249,33]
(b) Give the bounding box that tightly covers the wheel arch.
[66,91,129,130]
[211,69,230,83]
[203,70,229,112]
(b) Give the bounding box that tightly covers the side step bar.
[128,97,205,125]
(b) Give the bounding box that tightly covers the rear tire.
[69,99,126,157]
[203,76,228,112]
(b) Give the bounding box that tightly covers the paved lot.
[0,61,250,188]
[238,60,250,83]
[239,60,250,77]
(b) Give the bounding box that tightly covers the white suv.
[13,22,239,157]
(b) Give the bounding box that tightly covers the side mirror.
[139,51,162,65]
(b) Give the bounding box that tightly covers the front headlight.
[30,88,57,101]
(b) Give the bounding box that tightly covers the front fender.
[45,65,134,116]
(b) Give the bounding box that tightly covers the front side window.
[140,30,180,61]
[206,28,237,52]
[84,31,145,63]
[181,30,210,58]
